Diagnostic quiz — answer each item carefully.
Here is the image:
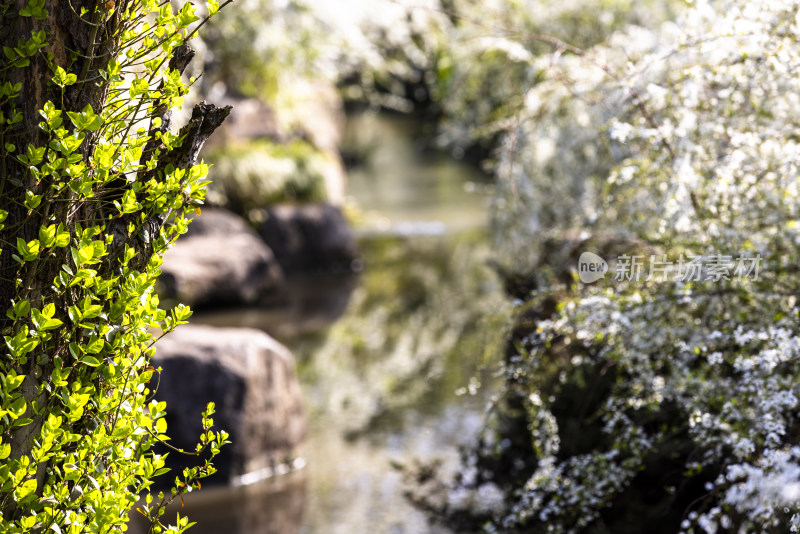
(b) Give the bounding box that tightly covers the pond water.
[174,112,510,534]
[340,111,493,235]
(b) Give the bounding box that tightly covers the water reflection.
[194,273,360,339]
[131,472,307,534]
[153,112,508,534]
[341,112,493,233]
[179,231,509,534]
[301,402,488,534]
[297,233,507,438]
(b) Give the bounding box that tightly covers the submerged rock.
[152,324,307,484]
[160,208,283,306]
[258,203,360,275]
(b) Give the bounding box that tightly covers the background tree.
[409,0,800,532]
[0,1,230,531]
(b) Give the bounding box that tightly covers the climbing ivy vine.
[0,1,231,532]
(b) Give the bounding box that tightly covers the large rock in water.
[152,325,307,484]
[160,208,283,306]
[258,203,359,274]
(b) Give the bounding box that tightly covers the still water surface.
[179,112,509,534]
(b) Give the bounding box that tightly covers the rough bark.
[0,0,116,327]
[0,0,230,496]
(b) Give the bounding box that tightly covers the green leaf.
[152,467,170,477]
[6,326,39,362]
[12,417,33,428]
[67,306,81,324]
[9,395,26,419]
[68,342,82,360]
[66,103,102,131]
[39,101,61,126]
[13,300,30,318]
[85,337,104,354]
[70,268,97,287]
[39,224,56,247]
[25,145,45,166]
[177,2,200,27]
[156,417,167,434]
[72,243,96,266]
[117,189,140,215]
[79,355,101,367]
[14,478,37,502]
[55,225,70,247]
[52,66,77,87]
[16,237,39,261]
[24,190,41,210]
[173,303,193,323]
[31,308,62,331]
[129,77,149,97]
[5,373,25,392]
[82,304,103,319]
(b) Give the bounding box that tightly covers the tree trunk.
[0,0,230,505]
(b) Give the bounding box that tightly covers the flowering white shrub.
[439,0,800,532]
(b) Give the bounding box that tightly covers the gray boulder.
[152,325,307,484]
[258,203,360,275]
[160,208,283,306]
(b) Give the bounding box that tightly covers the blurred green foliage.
[205,139,330,216]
